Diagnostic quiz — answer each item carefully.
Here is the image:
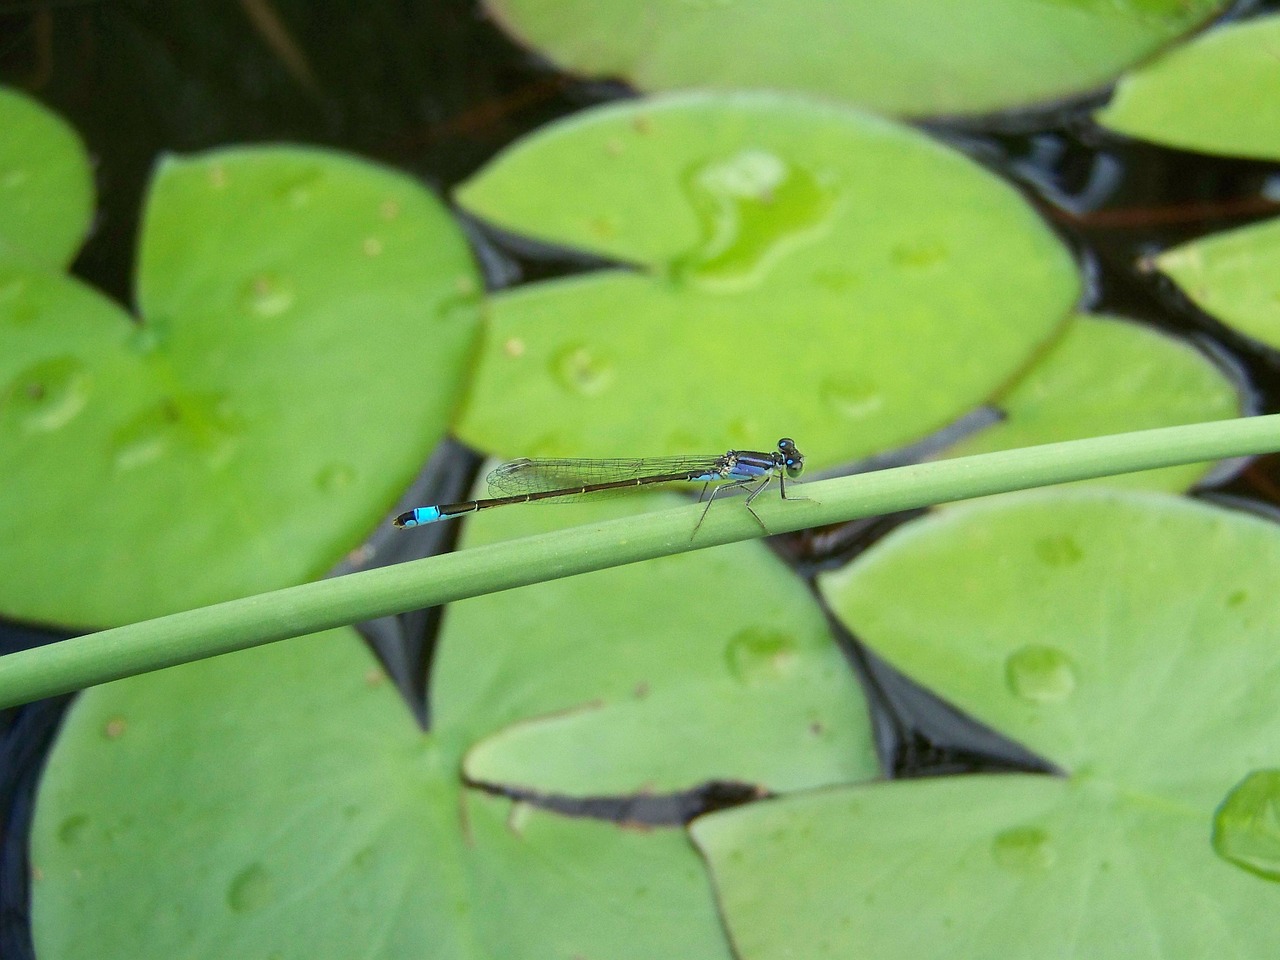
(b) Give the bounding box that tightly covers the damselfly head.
[777,437,804,478]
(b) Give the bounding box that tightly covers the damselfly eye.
[778,438,804,479]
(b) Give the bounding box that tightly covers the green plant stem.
[3,415,1280,708]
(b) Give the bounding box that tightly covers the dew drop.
[674,149,837,290]
[103,716,127,739]
[552,343,614,396]
[724,627,798,684]
[604,137,625,157]
[316,462,356,494]
[3,356,91,433]
[379,198,401,221]
[1033,534,1084,567]
[891,238,949,269]
[227,862,275,913]
[208,165,228,189]
[820,375,884,421]
[128,325,163,356]
[507,801,534,836]
[503,337,526,358]
[58,814,89,846]
[240,273,295,318]
[362,236,383,257]
[1212,770,1280,881]
[1,167,29,189]
[110,402,180,472]
[992,826,1055,872]
[1005,645,1077,704]
[274,168,323,208]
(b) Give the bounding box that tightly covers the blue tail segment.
[393,506,442,528]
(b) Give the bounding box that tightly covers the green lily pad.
[32,629,733,959]
[484,0,1226,117]
[0,87,93,268]
[1154,218,1280,353]
[0,147,481,626]
[945,313,1242,492]
[692,491,1280,959]
[1096,15,1280,160]
[441,491,875,796]
[695,771,1275,960]
[455,93,1079,467]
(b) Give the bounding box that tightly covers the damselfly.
[393,438,805,534]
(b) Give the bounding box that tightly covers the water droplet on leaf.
[110,402,181,472]
[724,627,798,684]
[227,862,275,912]
[992,826,1055,872]
[273,168,323,208]
[111,394,241,473]
[316,463,356,494]
[3,356,91,433]
[1034,534,1084,567]
[674,149,837,290]
[891,239,949,269]
[58,814,89,846]
[240,273,295,318]
[552,343,614,396]
[1005,645,1077,704]
[1213,770,1280,881]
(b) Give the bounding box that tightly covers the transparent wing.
[485,455,724,497]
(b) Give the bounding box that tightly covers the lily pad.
[454,93,1079,467]
[0,87,93,268]
[442,491,876,796]
[484,0,1226,117]
[1154,219,1280,353]
[0,147,481,626]
[1096,15,1280,160]
[691,491,1280,959]
[945,313,1242,492]
[31,629,733,959]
